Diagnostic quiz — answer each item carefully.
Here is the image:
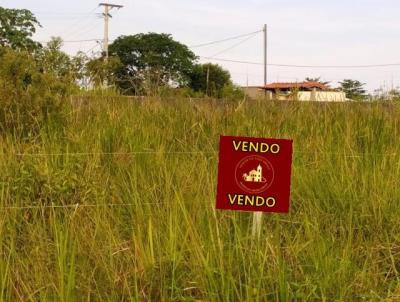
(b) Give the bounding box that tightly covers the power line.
[63,18,102,41]
[34,25,400,70]
[189,30,263,48]
[75,22,102,39]
[66,39,101,43]
[84,43,102,55]
[39,38,118,44]
[199,57,265,65]
[200,56,400,69]
[57,6,100,39]
[268,63,400,69]
[33,11,99,16]
[208,32,260,58]
[39,39,102,44]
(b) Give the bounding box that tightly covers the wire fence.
[0,200,212,211]
[0,197,394,211]
[0,150,398,211]
[3,151,398,158]
[0,151,397,210]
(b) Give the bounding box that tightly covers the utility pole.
[263,24,268,98]
[99,3,123,60]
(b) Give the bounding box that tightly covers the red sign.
[216,136,293,213]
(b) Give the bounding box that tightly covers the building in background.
[243,81,348,102]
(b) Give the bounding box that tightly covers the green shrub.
[158,86,204,98]
[76,86,122,98]
[0,47,69,138]
[221,84,245,100]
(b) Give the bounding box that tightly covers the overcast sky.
[3,0,400,92]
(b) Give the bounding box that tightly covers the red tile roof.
[263,81,330,91]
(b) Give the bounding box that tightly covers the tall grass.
[0,98,399,301]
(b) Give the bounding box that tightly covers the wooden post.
[252,212,263,239]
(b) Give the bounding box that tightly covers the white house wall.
[242,87,348,102]
[298,91,347,102]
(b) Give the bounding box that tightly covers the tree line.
[0,7,243,99]
[1,6,398,103]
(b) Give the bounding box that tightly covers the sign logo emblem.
[216,136,293,213]
[235,155,274,194]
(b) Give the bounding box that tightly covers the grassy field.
[0,97,400,301]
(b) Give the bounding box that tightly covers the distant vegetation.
[2,6,400,102]
[0,43,70,138]
[109,33,196,95]
[338,79,368,101]
[0,6,242,100]
[0,6,41,50]
[189,63,244,99]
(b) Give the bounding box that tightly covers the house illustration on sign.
[243,164,266,183]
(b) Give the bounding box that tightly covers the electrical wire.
[200,56,400,69]
[35,25,400,70]
[63,18,102,41]
[57,6,100,39]
[199,57,262,65]
[84,43,102,56]
[268,63,400,69]
[189,30,263,48]
[208,32,260,58]
[33,11,98,16]
[39,39,102,44]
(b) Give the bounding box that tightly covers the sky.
[3,0,400,92]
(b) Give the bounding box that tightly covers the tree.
[86,56,122,88]
[35,37,79,94]
[71,51,90,87]
[305,77,330,86]
[189,63,232,98]
[0,7,41,50]
[338,79,367,101]
[37,37,71,78]
[109,33,197,95]
[0,48,67,137]
[388,88,400,101]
